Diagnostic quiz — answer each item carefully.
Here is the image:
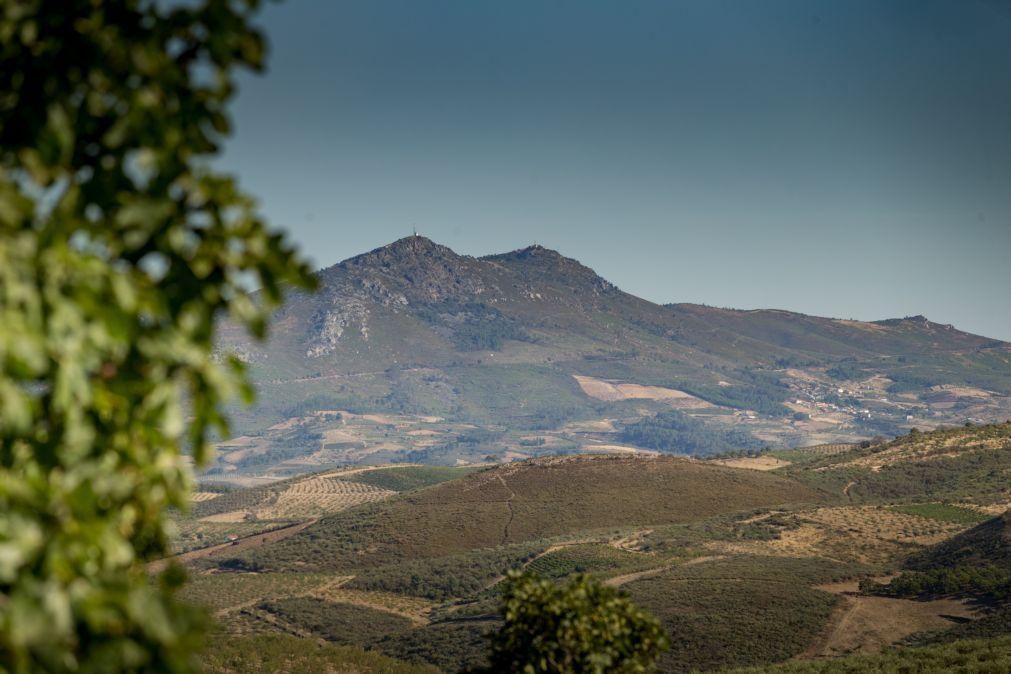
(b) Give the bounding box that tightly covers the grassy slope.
[783,423,1011,505]
[908,510,1010,571]
[626,556,858,673]
[201,634,438,674]
[241,455,822,571]
[725,635,1011,673]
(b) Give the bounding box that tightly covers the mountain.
[214,236,1011,472]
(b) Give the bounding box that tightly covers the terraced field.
[180,573,334,615]
[261,476,395,519]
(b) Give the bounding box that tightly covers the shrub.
[481,571,669,673]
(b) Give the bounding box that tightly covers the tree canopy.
[0,1,314,671]
[485,571,669,674]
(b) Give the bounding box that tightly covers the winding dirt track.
[603,555,727,588]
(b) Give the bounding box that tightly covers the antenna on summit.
[412,225,418,238]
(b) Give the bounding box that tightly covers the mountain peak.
[320,235,465,276]
[362,234,459,262]
[382,234,445,254]
[486,243,564,260]
[483,245,618,295]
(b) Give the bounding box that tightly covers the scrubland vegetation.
[201,634,439,674]
[728,635,1011,673]
[170,423,1011,673]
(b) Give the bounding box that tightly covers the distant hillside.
[782,422,1011,507]
[215,236,1011,470]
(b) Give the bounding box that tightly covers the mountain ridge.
[215,236,1011,469]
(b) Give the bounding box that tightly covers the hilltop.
[213,236,1011,476]
[225,454,820,572]
[781,421,1011,508]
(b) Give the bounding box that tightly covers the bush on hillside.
[478,571,669,673]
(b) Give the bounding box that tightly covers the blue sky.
[220,0,1011,340]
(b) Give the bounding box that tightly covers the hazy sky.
[221,0,1011,340]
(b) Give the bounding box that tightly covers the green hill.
[726,635,1011,673]
[783,422,1011,508]
[232,454,821,572]
[908,510,1011,571]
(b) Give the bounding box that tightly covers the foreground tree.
[485,571,670,673]
[0,1,314,671]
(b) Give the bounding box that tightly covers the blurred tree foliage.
[484,571,669,674]
[0,1,314,671]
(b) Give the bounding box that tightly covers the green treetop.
[0,1,314,671]
[485,571,670,673]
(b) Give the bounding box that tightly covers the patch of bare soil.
[199,510,253,524]
[803,590,976,658]
[713,456,791,471]
[580,443,658,456]
[610,529,653,553]
[573,375,713,409]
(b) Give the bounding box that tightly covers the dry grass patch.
[714,456,792,471]
[573,375,713,408]
[706,506,973,565]
[580,442,657,455]
[707,523,828,560]
[803,593,976,658]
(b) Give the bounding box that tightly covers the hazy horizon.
[220,0,1011,340]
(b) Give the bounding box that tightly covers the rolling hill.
[177,424,1011,673]
[226,454,821,572]
[214,236,1011,473]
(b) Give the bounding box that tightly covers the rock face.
[293,236,626,358]
[218,235,1011,440]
